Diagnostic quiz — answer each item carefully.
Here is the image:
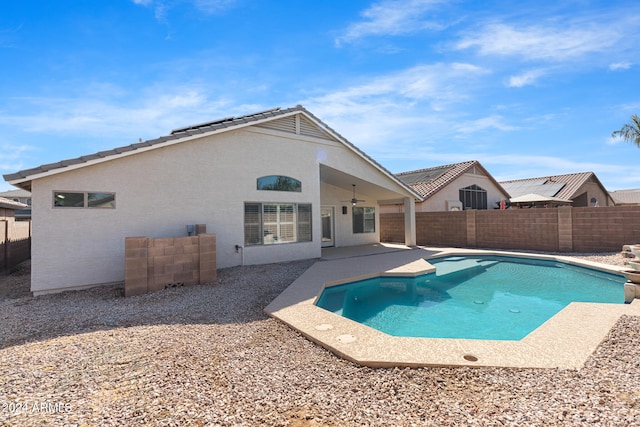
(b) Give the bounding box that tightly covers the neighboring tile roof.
[500,172,599,201]
[3,105,422,200]
[0,189,31,198]
[0,196,28,210]
[610,188,640,205]
[396,160,509,200]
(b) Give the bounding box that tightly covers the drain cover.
[336,334,357,343]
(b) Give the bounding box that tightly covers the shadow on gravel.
[0,259,317,350]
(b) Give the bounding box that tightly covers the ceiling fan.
[342,184,366,206]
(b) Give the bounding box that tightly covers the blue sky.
[1,0,639,192]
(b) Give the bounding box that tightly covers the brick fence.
[381,206,640,252]
[124,232,217,297]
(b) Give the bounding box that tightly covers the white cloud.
[193,0,236,14]
[607,134,628,146]
[0,87,234,141]
[609,62,632,71]
[301,63,495,152]
[455,115,519,134]
[0,143,33,181]
[477,154,630,186]
[0,24,23,49]
[456,22,622,62]
[133,0,237,20]
[307,62,487,112]
[0,143,32,161]
[336,0,448,46]
[507,69,546,88]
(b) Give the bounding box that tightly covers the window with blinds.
[244,203,312,245]
[353,207,375,234]
[244,203,263,245]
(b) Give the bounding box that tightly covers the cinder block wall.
[476,209,559,251]
[572,206,640,252]
[379,213,404,243]
[125,233,217,297]
[381,206,640,252]
[417,211,467,247]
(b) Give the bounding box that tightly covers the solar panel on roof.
[170,107,281,134]
[502,181,566,198]
[398,166,451,185]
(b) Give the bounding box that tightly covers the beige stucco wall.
[381,172,508,213]
[419,173,507,211]
[571,181,613,207]
[320,183,380,247]
[29,124,409,293]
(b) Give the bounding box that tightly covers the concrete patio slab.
[265,245,640,369]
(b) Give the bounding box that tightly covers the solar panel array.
[501,180,566,198]
[398,166,451,185]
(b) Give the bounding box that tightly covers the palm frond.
[612,114,640,147]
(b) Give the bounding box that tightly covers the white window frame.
[53,191,116,209]
[353,206,376,234]
[244,202,312,245]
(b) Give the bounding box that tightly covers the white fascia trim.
[298,110,422,202]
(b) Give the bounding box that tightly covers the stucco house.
[3,106,421,295]
[0,196,28,220]
[608,188,640,206]
[381,160,510,213]
[500,172,614,208]
[0,189,32,220]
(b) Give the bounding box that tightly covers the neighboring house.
[0,196,28,220]
[0,189,31,220]
[382,160,510,212]
[500,172,614,208]
[3,105,421,295]
[610,188,640,206]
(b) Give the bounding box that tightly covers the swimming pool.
[315,255,626,340]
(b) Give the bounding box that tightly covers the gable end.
[255,115,334,141]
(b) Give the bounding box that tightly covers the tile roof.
[610,188,640,205]
[396,160,509,200]
[3,106,297,186]
[0,196,28,210]
[0,189,31,198]
[3,105,422,200]
[500,172,599,200]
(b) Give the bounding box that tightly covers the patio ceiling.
[319,164,415,204]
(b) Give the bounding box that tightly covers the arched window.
[257,175,301,192]
[459,185,487,210]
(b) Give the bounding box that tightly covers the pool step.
[431,257,498,278]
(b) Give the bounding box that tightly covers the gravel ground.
[1,252,639,426]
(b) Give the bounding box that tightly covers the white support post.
[404,197,416,247]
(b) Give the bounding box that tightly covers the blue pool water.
[315,256,626,340]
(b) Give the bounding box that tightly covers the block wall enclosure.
[125,232,217,297]
[380,206,640,252]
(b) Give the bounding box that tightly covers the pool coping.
[265,246,640,369]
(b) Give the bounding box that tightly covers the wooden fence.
[381,206,640,252]
[1,220,31,273]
